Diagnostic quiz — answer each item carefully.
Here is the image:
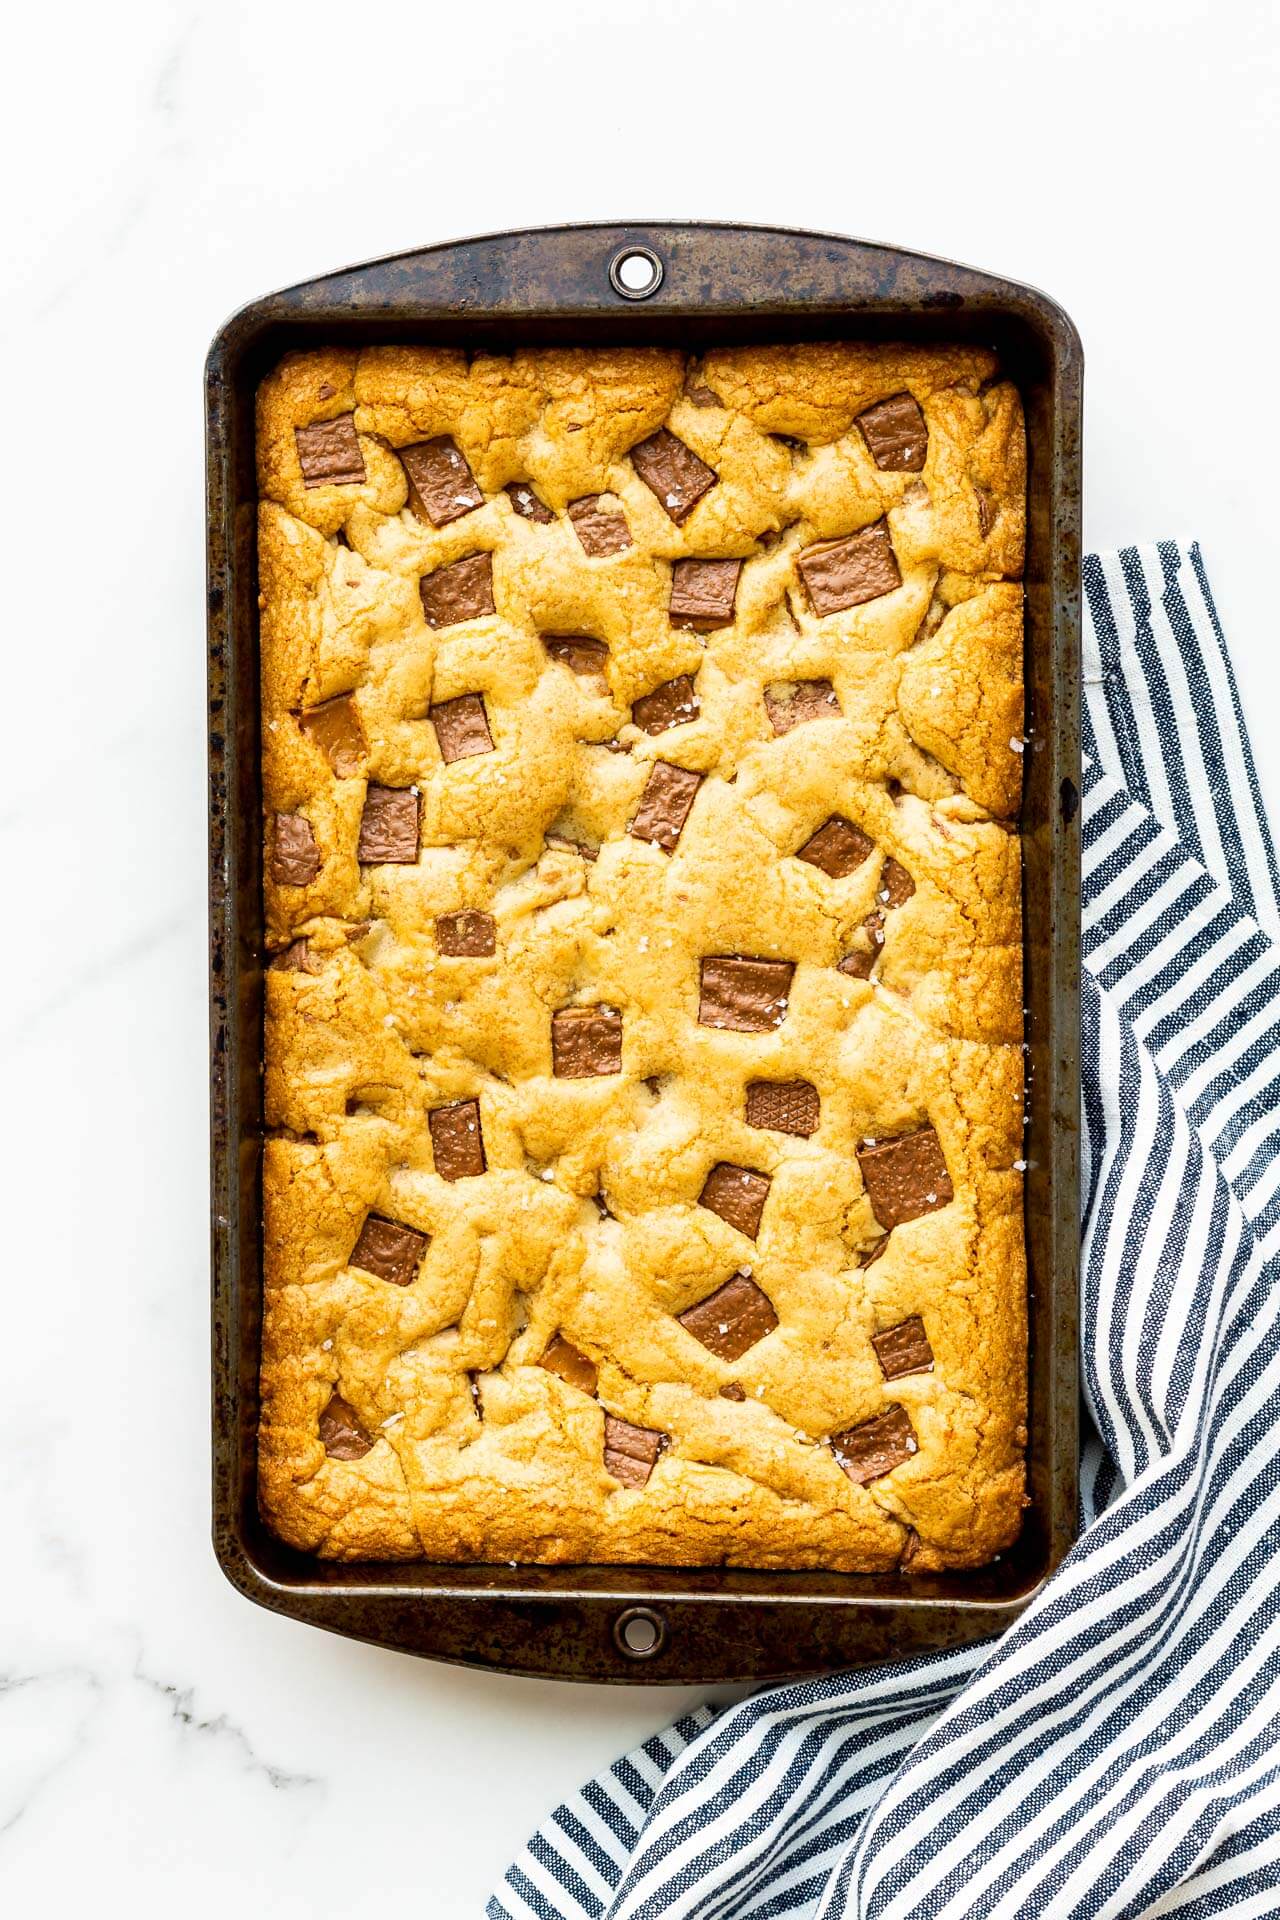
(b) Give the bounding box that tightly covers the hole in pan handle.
[613,1605,667,1659]
[609,246,664,301]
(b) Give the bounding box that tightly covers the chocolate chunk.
[855,392,928,472]
[349,1214,428,1287]
[859,1233,891,1269]
[798,521,902,615]
[552,1006,623,1078]
[429,1098,486,1180]
[603,1413,666,1487]
[506,481,554,523]
[632,674,699,736]
[357,785,420,864]
[686,384,721,409]
[698,955,795,1032]
[830,1403,918,1485]
[419,551,496,629]
[976,488,997,537]
[679,1272,778,1361]
[400,436,484,527]
[468,1371,484,1417]
[871,1315,935,1381]
[745,1079,819,1137]
[538,1334,598,1396]
[431,692,494,763]
[669,558,741,631]
[545,831,598,862]
[270,938,320,974]
[879,857,915,907]
[764,679,842,736]
[270,813,321,886]
[436,910,496,957]
[857,1126,953,1228]
[319,1393,374,1460]
[796,815,875,879]
[569,494,632,556]
[631,429,717,524]
[295,415,366,488]
[719,1382,747,1401]
[899,1527,921,1567]
[837,913,885,979]
[629,762,702,852]
[699,1163,771,1239]
[543,634,610,679]
[299,695,365,777]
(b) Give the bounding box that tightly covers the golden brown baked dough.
[255,341,1027,1570]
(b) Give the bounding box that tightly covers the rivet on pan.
[609,247,664,301]
[613,1605,666,1658]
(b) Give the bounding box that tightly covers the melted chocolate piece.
[632,674,699,736]
[837,913,885,979]
[796,815,875,879]
[603,1413,667,1487]
[871,1315,935,1380]
[855,392,928,472]
[679,1272,778,1362]
[299,695,366,777]
[976,488,997,537]
[271,940,319,977]
[698,955,795,1032]
[764,679,842,736]
[319,1393,375,1460]
[719,1382,747,1401]
[429,1099,486,1180]
[879,857,915,908]
[543,635,610,678]
[745,1079,820,1137]
[544,832,598,862]
[629,762,702,852]
[401,436,484,526]
[699,1163,771,1240]
[857,1127,953,1228]
[436,910,496,957]
[357,785,420,864]
[538,1334,598,1396]
[830,1403,918,1485]
[295,414,366,488]
[569,494,632,556]
[551,1006,623,1078]
[419,551,496,629]
[270,813,321,886]
[859,1233,891,1269]
[506,481,554,523]
[798,521,902,615]
[349,1215,428,1287]
[631,429,718,524]
[669,558,741,631]
[686,385,721,408]
[431,692,494,763]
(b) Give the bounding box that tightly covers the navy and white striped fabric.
[491,542,1280,1920]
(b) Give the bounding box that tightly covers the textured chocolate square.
[745,1079,820,1137]
[871,1315,935,1380]
[429,1099,486,1180]
[632,675,700,736]
[295,414,366,488]
[837,912,885,980]
[319,1393,374,1460]
[830,1403,918,1485]
[431,692,494,763]
[629,762,702,852]
[357,785,420,864]
[569,495,632,556]
[796,815,875,879]
[798,522,902,615]
[539,1334,598,1397]
[436,910,496,957]
[299,695,365,777]
[419,551,496,628]
[552,1006,623,1078]
[669,558,741,631]
[543,635,610,679]
[764,679,842,736]
[699,1163,771,1240]
[857,1127,954,1228]
[349,1214,428,1287]
[855,392,928,472]
[631,429,718,524]
[401,436,484,526]
[679,1273,778,1362]
[270,813,321,886]
[878,857,915,908]
[506,481,555,523]
[698,955,795,1032]
[603,1413,667,1488]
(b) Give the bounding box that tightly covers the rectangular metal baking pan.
[207,222,1081,1684]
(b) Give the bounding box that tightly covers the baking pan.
[207,222,1081,1684]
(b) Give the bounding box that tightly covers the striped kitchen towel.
[491,541,1280,1920]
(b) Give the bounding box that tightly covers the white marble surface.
[3,0,1278,1912]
